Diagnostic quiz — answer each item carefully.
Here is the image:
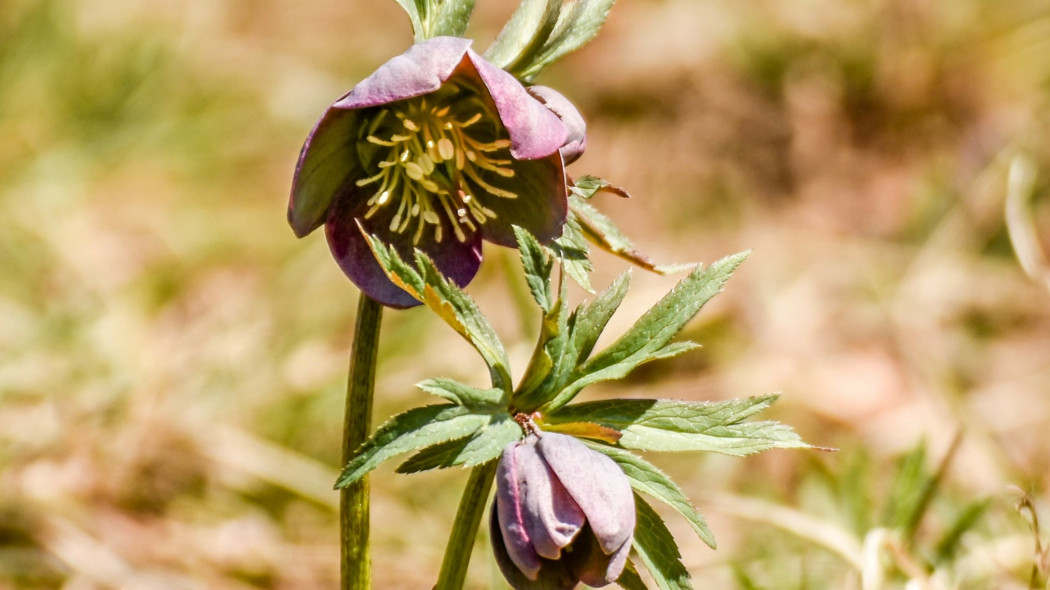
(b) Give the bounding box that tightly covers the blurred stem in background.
[342,296,383,590]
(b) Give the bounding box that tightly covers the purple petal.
[289,108,363,238]
[496,441,543,579]
[537,433,636,555]
[478,152,567,247]
[324,188,482,309]
[520,445,585,559]
[490,505,578,590]
[332,37,473,110]
[528,86,587,165]
[463,50,567,160]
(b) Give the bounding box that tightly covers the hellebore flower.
[492,432,635,589]
[289,36,574,308]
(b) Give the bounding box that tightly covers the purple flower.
[289,37,575,308]
[492,432,635,589]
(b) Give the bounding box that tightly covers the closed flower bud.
[491,432,635,589]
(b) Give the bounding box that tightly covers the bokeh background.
[2,0,1049,588]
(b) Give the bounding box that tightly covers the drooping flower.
[491,431,635,589]
[289,36,575,308]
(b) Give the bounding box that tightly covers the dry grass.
[1,0,1048,588]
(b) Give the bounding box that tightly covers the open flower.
[491,432,635,589]
[289,36,573,308]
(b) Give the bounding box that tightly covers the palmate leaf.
[367,235,513,392]
[547,396,810,455]
[518,0,619,82]
[617,560,649,590]
[484,0,561,71]
[336,404,495,488]
[416,377,504,410]
[542,252,748,411]
[571,270,631,364]
[428,0,476,38]
[548,212,593,293]
[514,225,554,313]
[395,413,520,473]
[571,195,690,275]
[632,494,692,590]
[584,441,716,549]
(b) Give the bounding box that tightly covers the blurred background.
[2,0,1049,587]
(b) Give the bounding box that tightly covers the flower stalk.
[435,461,499,590]
[341,295,384,590]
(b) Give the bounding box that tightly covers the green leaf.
[571,270,631,363]
[514,226,554,313]
[417,378,505,409]
[484,0,561,70]
[632,494,692,590]
[336,404,492,488]
[571,195,689,275]
[546,251,749,411]
[396,413,521,473]
[518,0,618,82]
[548,395,810,455]
[548,212,593,293]
[585,441,716,549]
[367,235,513,392]
[617,560,649,590]
[391,0,425,41]
[571,175,630,199]
[428,0,477,38]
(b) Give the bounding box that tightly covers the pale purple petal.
[324,187,482,308]
[332,37,473,110]
[464,50,567,160]
[521,447,585,559]
[537,433,636,555]
[496,442,542,579]
[528,86,587,165]
[490,506,578,590]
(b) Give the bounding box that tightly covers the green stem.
[342,295,384,590]
[434,461,499,590]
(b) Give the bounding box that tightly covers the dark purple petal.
[463,50,568,160]
[537,433,636,555]
[528,86,587,165]
[324,188,482,308]
[332,37,473,110]
[571,530,632,587]
[289,108,363,237]
[477,152,567,247]
[490,505,579,590]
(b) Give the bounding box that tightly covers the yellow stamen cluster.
[355,95,518,244]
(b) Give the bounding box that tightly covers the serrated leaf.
[428,0,476,38]
[571,270,631,363]
[617,559,649,590]
[336,404,492,488]
[584,441,716,548]
[484,0,561,70]
[396,413,520,473]
[514,226,554,312]
[367,235,513,391]
[547,213,593,293]
[545,252,749,411]
[416,378,505,409]
[518,0,618,82]
[632,494,692,590]
[392,0,425,41]
[571,195,688,275]
[571,175,632,200]
[541,420,622,444]
[548,396,810,455]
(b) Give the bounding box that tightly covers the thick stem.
[342,295,384,590]
[434,461,499,590]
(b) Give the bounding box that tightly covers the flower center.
[354,87,518,244]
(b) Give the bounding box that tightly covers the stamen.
[367,135,397,147]
[437,138,455,161]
